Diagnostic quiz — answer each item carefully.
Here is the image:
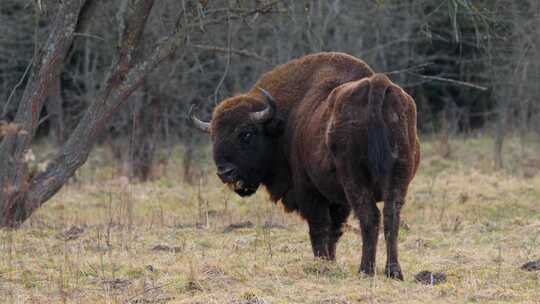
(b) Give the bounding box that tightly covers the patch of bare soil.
[131,296,175,304]
[128,286,175,304]
[103,278,132,291]
[223,221,254,233]
[319,298,351,304]
[414,271,447,285]
[182,280,204,293]
[200,265,238,289]
[521,260,540,271]
[232,292,267,304]
[172,223,206,229]
[262,220,287,230]
[151,244,183,253]
[57,225,85,241]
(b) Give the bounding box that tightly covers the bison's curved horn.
[189,105,210,133]
[250,87,276,123]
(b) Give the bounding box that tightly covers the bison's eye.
[239,131,253,144]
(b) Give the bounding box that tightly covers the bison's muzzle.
[217,165,238,183]
[217,165,259,196]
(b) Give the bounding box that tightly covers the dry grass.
[1,135,540,303]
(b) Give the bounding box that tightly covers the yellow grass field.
[1,135,540,303]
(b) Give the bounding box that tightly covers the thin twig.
[192,44,269,63]
[73,32,105,41]
[37,114,49,126]
[185,0,281,31]
[213,12,232,104]
[3,57,34,119]
[407,72,489,91]
[384,63,432,75]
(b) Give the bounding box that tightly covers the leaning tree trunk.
[0,0,87,227]
[0,0,184,228]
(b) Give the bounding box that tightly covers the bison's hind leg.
[334,159,381,276]
[328,129,381,275]
[350,188,380,276]
[382,159,412,281]
[383,199,404,280]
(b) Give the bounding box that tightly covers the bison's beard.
[227,180,259,197]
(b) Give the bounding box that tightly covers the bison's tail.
[366,74,393,181]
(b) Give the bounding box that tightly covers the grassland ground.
[1,135,540,303]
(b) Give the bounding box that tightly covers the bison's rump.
[325,75,417,182]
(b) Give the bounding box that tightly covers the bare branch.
[193,44,269,63]
[213,14,232,104]
[407,72,489,91]
[383,63,433,76]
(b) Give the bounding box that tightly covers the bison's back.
[252,52,374,117]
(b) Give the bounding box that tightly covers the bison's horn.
[189,105,210,133]
[250,87,276,123]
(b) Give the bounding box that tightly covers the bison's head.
[190,88,281,197]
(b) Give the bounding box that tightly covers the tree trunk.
[130,82,161,181]
[0,0,87,227]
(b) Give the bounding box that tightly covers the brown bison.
[190,52,420,280]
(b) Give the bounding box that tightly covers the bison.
[190,52,420,280]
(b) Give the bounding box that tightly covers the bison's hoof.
[385,264,404,281]
[358,265,375,277]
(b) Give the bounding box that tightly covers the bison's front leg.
[301,198,332,259]
[308,219,330,259]
[328,203,351,260]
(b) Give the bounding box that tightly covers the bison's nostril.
[217,166,237,182]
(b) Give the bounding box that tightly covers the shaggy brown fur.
[196,52,420,280]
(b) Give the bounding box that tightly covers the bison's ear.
[264,116,284,136]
